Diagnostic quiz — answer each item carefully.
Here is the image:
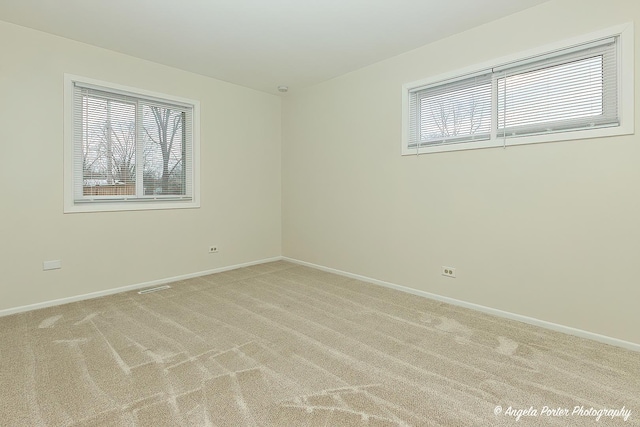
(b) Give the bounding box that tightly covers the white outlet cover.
[43,260,62,271]
[441,266,456,278]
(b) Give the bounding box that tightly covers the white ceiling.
[0,0,550,94]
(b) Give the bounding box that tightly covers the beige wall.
[282,0,640,345]
[0,20,282,310]
[1,0,638,346]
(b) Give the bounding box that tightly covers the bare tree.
[144,107,184,194]
[105,120,136,184]
[427,96,486,141]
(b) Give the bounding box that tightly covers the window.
[64,75,200,212]
[403,24,633,155]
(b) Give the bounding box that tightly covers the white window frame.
[402,23,634,155]
[64,75,200,213]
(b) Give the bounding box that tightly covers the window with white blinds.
[64,76,200,212]
[402,24,633,155]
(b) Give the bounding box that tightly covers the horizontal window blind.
[403,26,630,155]
[72,82,194,203]
[497,37,618,138]
[408,72,492,147]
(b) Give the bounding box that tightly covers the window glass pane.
[418,80,492,145]
[498,55,604,130]
[82,96,136,196]
[142,105,186,196]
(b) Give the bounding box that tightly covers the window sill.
[63,199,200,214]
[402,123,634,156]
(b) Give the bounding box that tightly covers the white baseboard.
[4,255,638,352]
[0,256,284,318]
[283,257,640,353]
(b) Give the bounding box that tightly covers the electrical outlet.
[441,266,456,278]
[208,246,219,253]
[43,260,62,271]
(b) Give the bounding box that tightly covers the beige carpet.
[0,261,638,426]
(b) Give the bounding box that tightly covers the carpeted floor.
[0,261,638,426]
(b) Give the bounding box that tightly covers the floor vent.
[137,285,171,295]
